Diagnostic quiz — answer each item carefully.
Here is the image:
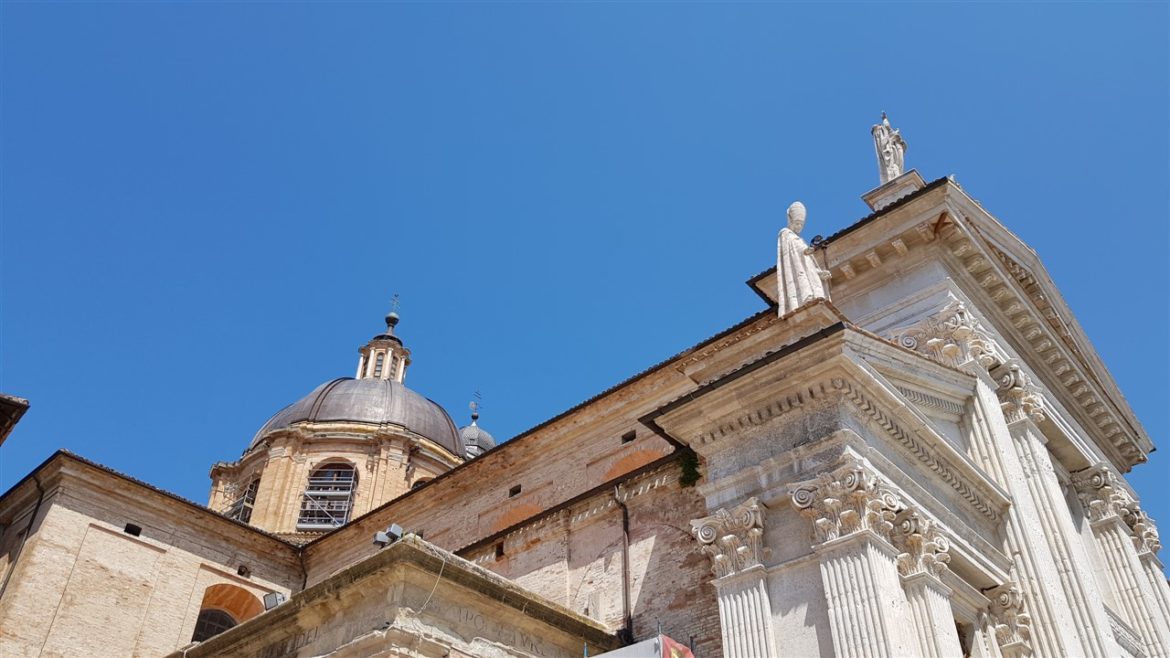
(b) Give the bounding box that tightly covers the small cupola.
[356,306,412,383]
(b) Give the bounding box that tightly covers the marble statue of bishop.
[777,201,831,315]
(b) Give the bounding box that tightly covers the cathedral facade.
[1,118,1166,658]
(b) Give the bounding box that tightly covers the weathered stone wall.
[0,460,300,658]
[461,465,723,658]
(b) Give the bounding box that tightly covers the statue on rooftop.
[777,201,831,315]
[872,112,907,185]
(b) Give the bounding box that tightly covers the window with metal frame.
[227,478,261,524]
[191,608,237,642]
[297,463,357,530]
[373,353,385,378]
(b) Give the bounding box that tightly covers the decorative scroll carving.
[690,498,767,578]
[887,299,1007,370]
[992,360,1047,424]
[891,509,951,577]
[987,583,1033,658]
[1072,465,1141,525]
[789,454,903,544]
[1131,512,1162,556]
[1074,464,1162,557]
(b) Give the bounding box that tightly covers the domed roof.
[458,417,496,458]
[250,378,461,456]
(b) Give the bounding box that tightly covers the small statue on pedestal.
[777,201,831,315]
[872,112,907,185]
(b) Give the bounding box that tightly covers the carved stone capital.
[1072,465,1141,526]
[691,497,767,578]
[992,360,1046,424]
[890,510,951,578]
[1130,510,1162,556]
[887,299,1007,370]
[789,454,903,545]
[987,583,1033,658]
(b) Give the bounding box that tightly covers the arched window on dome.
[227,478,260,524]
[373,353,385,378]
[297,463,357,530]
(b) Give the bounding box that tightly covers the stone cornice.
[939,203,1150,468]
[690,497,768,578]
[653,327,1006,524]
[830,376,1004,522]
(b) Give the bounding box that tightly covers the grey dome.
[250,378,461,456]
[458,420,496,458]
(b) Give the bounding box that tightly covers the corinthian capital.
[887,299,1007,370]
[1131,512,1163,556]
[992,360,1046,424]
[891,510,951,578]
[1072,464,1140,525]
[789,454,903,545]
[690,498,767,578]
[987,583,1033,658]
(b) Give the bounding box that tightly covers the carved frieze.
[992,360,1047,424]
[987,583,1033,658]
[891,509,951,578]
[831,378,1003,522]
[789,454,903,545]
[690,497,767,578]
[887,299,1007,370]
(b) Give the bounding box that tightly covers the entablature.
[646,320,1009,539]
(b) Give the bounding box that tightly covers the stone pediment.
[744,177,1150,471]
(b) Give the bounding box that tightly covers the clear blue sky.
[2,4,1167,525]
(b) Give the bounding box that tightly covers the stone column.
[1133,517,1170,641]
[890,510,964,658]
[789,454,917,658]
[1075,466,1170,658]
[691,498,776,658]
[991,361,1117,657]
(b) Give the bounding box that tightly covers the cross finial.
[385,293,401,331]
[469,391,483,422]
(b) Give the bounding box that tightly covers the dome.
[250,378,462,456]
[458,417,496,458]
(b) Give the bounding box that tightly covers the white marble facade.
[673,118,1165,658]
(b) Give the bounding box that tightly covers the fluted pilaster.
[692,498,775,658]
[1075,466,1170,658]
[790,454,916,658]
[993,361,1117,657]
[891,510,964,658]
